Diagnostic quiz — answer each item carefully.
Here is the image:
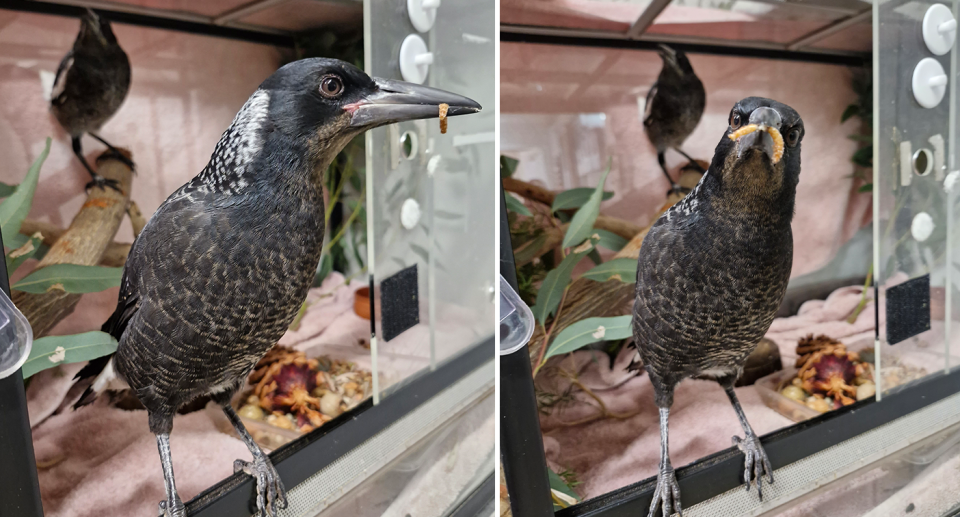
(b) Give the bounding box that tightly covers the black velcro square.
[381,265,419,342]
[886,274,931,345]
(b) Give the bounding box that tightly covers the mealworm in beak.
[439,103,449,134]
[727,124,784,164]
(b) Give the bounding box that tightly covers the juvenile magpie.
[632,97,803,517]
[72,58,480,517]
[643,45,706,195]
[51,8,132,192]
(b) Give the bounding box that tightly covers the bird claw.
[234,456,288,517]
[647,464,682,517]
[157,498,186,517]
[84,175,124,194]
[732,434,774,501]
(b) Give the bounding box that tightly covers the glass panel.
[365,0,496,400]
[501,0,647,32]
[809,22,873,52]
[107,0,253,17]
[237,0,362,31]
[874,0,957,396]
[502,40,875,506]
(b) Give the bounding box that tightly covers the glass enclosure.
[365,0,496,401]
[874,0,960,397]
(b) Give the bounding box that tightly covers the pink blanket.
[539,274,948,502]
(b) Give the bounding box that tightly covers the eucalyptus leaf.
[6,233,43,275]
[513,233,549,265]
[840,104,859,123]
[13,264,122,294]
[858,183,873,193]
[551,188,614,212]
[544,315,633,361]
[4,232,28,250]
[531,239,596,325]
[594,229,628,251]
[563,162,611,249]
[852,146,872,168]
[504,193,532,216]
[21,331,118,379]
[0,138,50,244]
[548,467,580,511]
[581,258,638,283]
[586,248,602,266]
[0,182,17,199]
[500,155,519,178]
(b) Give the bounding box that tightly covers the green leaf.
[504,193,532,216]
[544,315,633,361]
[0,182,17,199]
[315,253,333,285]
[858,183,873,193]
[513,233,548,265]
[6,233,43,275]
[581,258,638,283]
[4,232,28,250]
[852,145,872,168]
[500,155,519,178]
[551,188,614,212]
[563,162,611,249]
[594,229,628,251]
[586,248,602,265]
[548,467,580,510]
[21,331,118,379]
[840,104,859,123]
[531,240,596,325]
[0,138,50,244]
[13,264,123,294]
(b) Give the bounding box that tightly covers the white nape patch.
[40,69,58,102]
[92,358,129,394]
[190,89,271,196]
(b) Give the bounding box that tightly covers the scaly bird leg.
[222,404,288,517]
[72,135,122,193]
[657,151,684,197]
[672,147,706,174]
[155,433,186,517]
[648,406,682,517]
[89,132,136,171]
[722,383,774,500]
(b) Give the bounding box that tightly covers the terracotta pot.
[354,287,371,320]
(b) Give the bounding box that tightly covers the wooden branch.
[126,201,146,237]
[19,219,131,268]
[502,176,556,206]
[13,151,134,338]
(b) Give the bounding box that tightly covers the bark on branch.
[19,219,131,268]
[13,151,134,337]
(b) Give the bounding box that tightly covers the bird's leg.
[648,406,682,517]
[657,152,683,197]
[155,433,186,517]
[222,403,288,517]
[89,132,136,171]
[672,147,706,174]
[72,136,122,193]
[722,382,774,500]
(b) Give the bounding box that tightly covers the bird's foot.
[97,148,136,172]
[733,433,774,501]
[647,464,682,517]
[84,174,123,194]
[235,456,288,517]
[157,498,185,517]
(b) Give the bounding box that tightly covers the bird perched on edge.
[632,97,803,517]
[643,44,706,196]
[51,8,132,192]
[70,58,480,517]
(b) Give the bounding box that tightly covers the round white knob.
[399,34,430,84]
[407,0,439,33]
[911,212,935,242]
[923,4,956,55]
[913,57,948,109]
[401,198,421,230]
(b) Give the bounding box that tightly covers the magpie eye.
[319,75,344,99]
[786,128,801,147]
[730,111,742,129]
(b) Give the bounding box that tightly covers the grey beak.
[737,107,782,161]
[347,78,481,128]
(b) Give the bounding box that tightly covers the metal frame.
[0,231,45,517]
[503,0,872,61]
[498,183,555,517]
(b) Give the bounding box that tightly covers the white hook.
[940,18,957,34]
[930,74,948,87]
[422,0,440,10]
[415,52,434,66]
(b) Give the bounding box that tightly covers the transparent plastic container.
[0,288,33,379]
[499,275,535,356]
[755,368,822,423]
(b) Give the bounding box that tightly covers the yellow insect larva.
[439,103,449,134]
[727,124,785,164]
